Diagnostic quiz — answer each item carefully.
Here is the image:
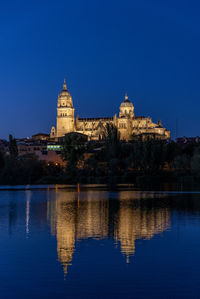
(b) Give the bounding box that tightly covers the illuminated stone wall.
[50,81,170,140]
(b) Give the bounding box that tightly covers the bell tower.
[118,94,134,140]
[56,79,75,137]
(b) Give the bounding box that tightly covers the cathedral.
[50,80,170,141]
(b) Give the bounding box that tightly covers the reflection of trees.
[47,191,170,275]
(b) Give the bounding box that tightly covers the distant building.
[32,133,50,141]
[50,80,170,141]
[16,136,64,166]
[176,136,200,145]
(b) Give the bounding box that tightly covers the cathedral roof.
[59,79,71,96]
[78,117,113,121]
[58,79,73,108]
[120,94,133,107]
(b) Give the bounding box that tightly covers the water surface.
[0,188,200,298]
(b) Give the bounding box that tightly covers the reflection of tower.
[25,190,31,237]
[114,191,170,262]
[114,204,137,262]
[55,192,76,275]
[48,191,109,276]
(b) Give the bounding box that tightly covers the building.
[32,133,50,141]
[16,136,65,166]
[50,80,170,141]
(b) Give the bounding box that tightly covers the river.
[0,186,200,298]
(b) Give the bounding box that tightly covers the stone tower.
[52,79,75,138]
[119,94,134,118]
[118,94,134,140]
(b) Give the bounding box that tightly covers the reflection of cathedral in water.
[47,191,170,275]
[114,193,170,262]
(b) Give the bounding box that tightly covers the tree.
[191,146,200,177]
[9,134,18,158]
[61,132,87,169]
[103,123,121,161]
[0,151,5,170]
[129,136,166,174]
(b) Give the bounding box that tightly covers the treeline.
[61,125,200,186]
[0,135,63,185]
[0,127,200,186]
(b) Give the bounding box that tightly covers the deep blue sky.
[0,0,200,139]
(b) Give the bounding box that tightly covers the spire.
[125,93,129,101]
[62,78,67,91]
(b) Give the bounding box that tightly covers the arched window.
[51,126,56,138]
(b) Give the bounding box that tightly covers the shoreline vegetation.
[0,125,200,189]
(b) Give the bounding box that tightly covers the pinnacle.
[63,78,67,90]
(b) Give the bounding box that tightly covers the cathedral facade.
[50,80,170,141]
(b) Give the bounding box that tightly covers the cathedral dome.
[120,94,134,108]
[119,94,134,118]
[58,79,73,108]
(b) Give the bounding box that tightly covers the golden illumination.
[47,190,170,276]
[50,80,170,141]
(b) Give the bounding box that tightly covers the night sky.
[1,0,200,140]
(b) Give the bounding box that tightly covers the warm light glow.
[50,81,170,140]
[47,191,170,276]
